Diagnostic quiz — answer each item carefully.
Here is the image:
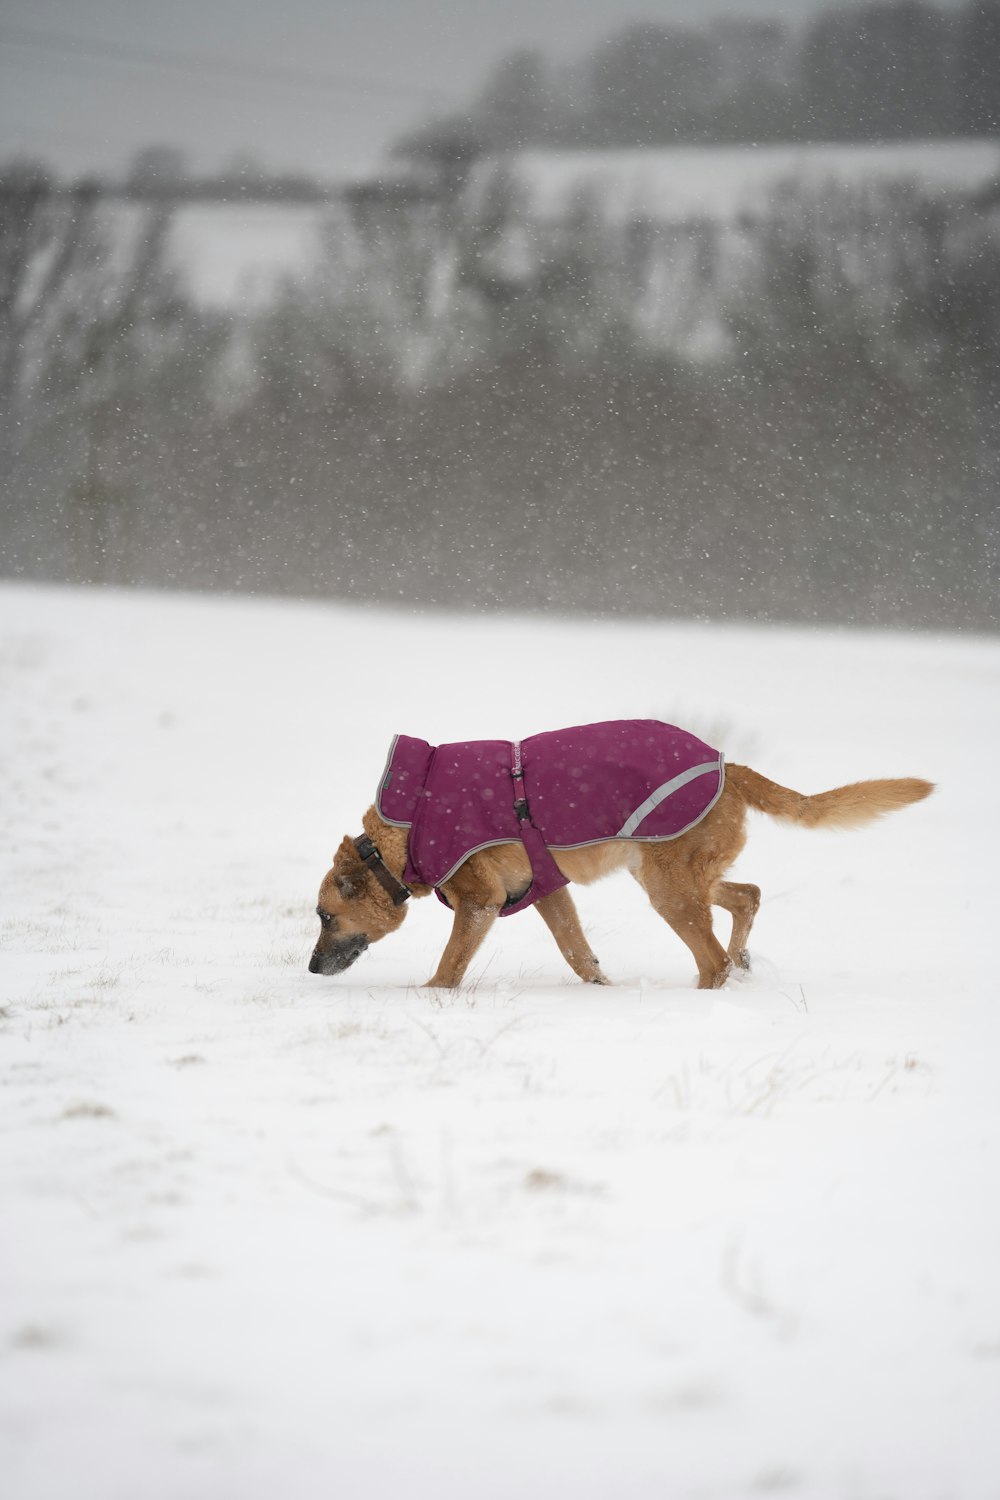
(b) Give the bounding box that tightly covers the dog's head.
[308,835,409,977]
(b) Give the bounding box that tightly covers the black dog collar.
[353,834,411,906]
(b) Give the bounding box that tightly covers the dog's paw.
[699,959,735,990]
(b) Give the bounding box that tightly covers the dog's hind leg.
[534,888,610,985]
[636,854,732,990]
[712,880,761,971]
[653,892,732,990]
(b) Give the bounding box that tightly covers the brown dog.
[309,754,932,990]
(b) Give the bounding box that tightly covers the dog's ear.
[332,835,367,900]
[332,835,356,869]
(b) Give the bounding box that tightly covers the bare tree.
[0,163,100,450]
[1,161,178,580]
[62,199,174,581]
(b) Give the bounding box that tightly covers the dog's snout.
[308,933,370,976]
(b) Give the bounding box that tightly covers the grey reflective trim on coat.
[436,839,520,888]
[375,734,412,828]
[615,757,724,839]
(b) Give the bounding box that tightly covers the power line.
[0,21,450,104]
[1,44,411,123]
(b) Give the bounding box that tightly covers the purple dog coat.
[376,720,725,916]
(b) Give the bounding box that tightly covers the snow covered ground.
[1,583,998,1500]
[479,139,1000,229]
[166,202,336,308]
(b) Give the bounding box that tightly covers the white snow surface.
[1,584,998,1500]
[166,203,334,308]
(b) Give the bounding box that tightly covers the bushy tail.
[726,764,934,830]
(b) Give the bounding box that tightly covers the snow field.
[1,584,998,1499]
[494,140,1000,228]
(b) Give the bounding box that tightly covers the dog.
[309,719,932,990]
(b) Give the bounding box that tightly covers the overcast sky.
[0,0,968,181]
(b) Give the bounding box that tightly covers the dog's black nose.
[308,951,321,974]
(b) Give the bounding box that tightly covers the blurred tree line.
[1,102,999,629]
[399,0,1000,157]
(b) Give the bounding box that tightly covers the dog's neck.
[361,806,431,899]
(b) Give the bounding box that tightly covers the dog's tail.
[725,764,934,830]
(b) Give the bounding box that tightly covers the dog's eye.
[317,908,334,928]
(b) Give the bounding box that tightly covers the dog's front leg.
[424,901,499,988]
[534,888,609,985]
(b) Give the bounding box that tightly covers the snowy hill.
[167,200,336,307]
[469,138,1000,228]
[2,584,998,1499]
